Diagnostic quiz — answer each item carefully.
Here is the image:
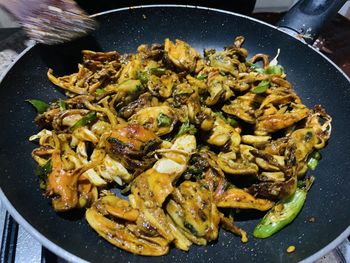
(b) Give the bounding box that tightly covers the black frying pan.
[0,3,349,263]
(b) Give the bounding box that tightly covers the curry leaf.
[34,159,52,189]
[95,88,106,95]
[265,65,284,75]
[26,99,49,113]
[70,111,97,131]
[34,159,52,177]
[251,80,270,94]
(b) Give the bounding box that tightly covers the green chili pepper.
[251,79,270,94]
[26,99,49,113]
[310,151,321,160]
[253,188,307,238]
[58,99,66,110]
[307,151,321,170]
[307,158,318,170]
[157,113,173,127]
[70,111,97,131]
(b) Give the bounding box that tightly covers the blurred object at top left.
[0,0,97,45]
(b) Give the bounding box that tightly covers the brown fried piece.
[105,124,162,172]
[46,151,79,211]
[119,93,158,119]
[222,93,263,124]
[167,181,221,243]
[82,50,120,71]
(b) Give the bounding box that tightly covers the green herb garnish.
[138,68,166,84]
[157,113,173,127]
[34,159,52,189]
[149,68,166,76]
[176,120,197,137]
[95,88,106,95]
[70,111,97,131]
[213,111,238,127]
[196,73,207,80]
[265,65,284,75]
[251,79,270,94]
[26,99,49,114]
[307,151,321,170]
[58,99,66,110]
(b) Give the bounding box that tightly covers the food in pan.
[28,36,332,256]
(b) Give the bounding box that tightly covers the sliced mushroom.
[222,93,263,124]
[205,70,234,106]
[167,181,220,243]
[164,39,199,72]
[129,105,177,136]
[217,151,258,175]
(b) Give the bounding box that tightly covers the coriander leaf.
[26,99,49,113]
[176,120,197,137]
[213,111,238,127]
[196,73,207,80]
[157,113,173,127]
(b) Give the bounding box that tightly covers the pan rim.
[0,4,349,263]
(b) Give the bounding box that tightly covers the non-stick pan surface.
[0,5,349,263]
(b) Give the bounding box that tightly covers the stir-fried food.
[29,36,332,256]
